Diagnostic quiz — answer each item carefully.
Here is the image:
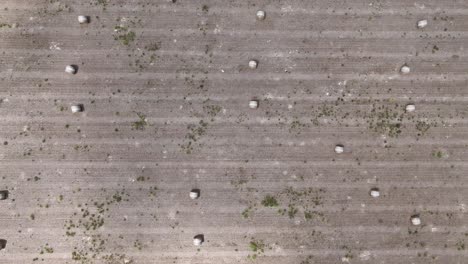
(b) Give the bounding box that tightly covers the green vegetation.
[27,176,41,182]
[248,239,265,260]
[40,244,54,254]
[71,250,87,262]
[37,0,71,16]
[365,102,437,137]
[304,210,324,221]
[64,190,129,234]
[261,195,279,207]
[94,0,109,10]
[114,26,136,46]
[180,120,209,154]
[289,118,307,134]
[203,104,222,119]
[242,206,252,218]
[102,254,133,263]
[148,186,158,197]
[456,240,465,250]
[341,246,354,261]
[132,113,147,130]
[117,31,135,46]
[179,102,223,153]
[367,105,403,137]
[128,45,158,72]
[416,121,431,134]
[300,256,314,264]
[145,42,160,51]
[242,187,326,221]
[73,145,90,152]
[432,150,443,158]
[287,205,298,219]
[66,190,132,263]
[133,240,143,250]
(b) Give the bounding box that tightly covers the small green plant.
[367,105,403,137]
[416,121,431,134]
[242,207,252,218]
[96,0,108,10]
[40,244,54,254]
[203,104,222,120]
[289,119,307,134]
[432,150,443,158]
[180,120,209,154]
[261,195,279,207]
[133,240,143,250]
[114,26,136,46]
[248,240,265,260]
[118,31,135,45]
[145,42,160,51]
[456,240,465,250]
[300,256,314,264]
[132,113,147,130]
[287,205,298,218]
[304,210,325,222]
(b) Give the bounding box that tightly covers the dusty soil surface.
[0,0,467,263]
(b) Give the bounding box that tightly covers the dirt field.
[0,0,467,263]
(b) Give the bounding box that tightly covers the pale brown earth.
[0,0,467,263]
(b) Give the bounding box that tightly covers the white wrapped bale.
[417,19,428,29]
[78,15,90,24]
[369,188,380,198]
[405,104,416,112]
[193,235,204,246]
[400,65,410,74]
[248,60,258,69]
[334,145,344,154]
[249,100,259,109]
[71,104,83,113]
[256,10,266,20]
[411,215,421,226]
[65,65,77,74]
[189,189,200,199]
